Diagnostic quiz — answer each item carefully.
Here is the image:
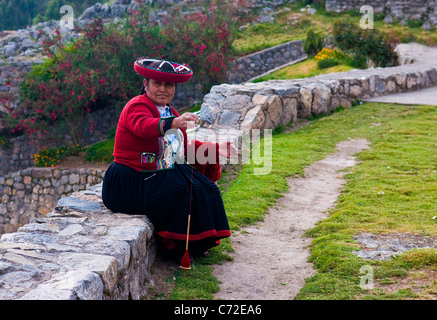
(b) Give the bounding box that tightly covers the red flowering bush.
[12,18,148,146]
[163,0,246,86]
[10,0,247,147]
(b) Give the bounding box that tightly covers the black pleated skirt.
[102,162,230,252]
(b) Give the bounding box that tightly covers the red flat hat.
[134,58,193,83]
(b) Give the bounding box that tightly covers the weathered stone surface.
[312,85,331,116]
[58,224,86,237]
[298,87,312,119]
[219,110,242,126]
[264,95,283,128]
[0,168,105,235]
[282,98,298,126]
[0,184,156,300]
[57,197,101,212]
[240,105,265,131]
[222,94,252,111]
[20,270,103,300]
[200,94,224,125]
[353,233,437,261]
[349,85,362,98]
[199,43,437,136]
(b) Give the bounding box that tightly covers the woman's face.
[144,79,176,106]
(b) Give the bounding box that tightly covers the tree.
[44,0,60,21]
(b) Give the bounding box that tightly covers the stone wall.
[0,60,43,131]
[0,184,156,300]
[226,40,307,84]
[0,136,38,177]
[0,167,105,235]
[325,0,437,30]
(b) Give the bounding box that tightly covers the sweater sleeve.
[123,101,176,138]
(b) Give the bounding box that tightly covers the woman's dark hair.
[140,61,179,95]
[140,87,146,95]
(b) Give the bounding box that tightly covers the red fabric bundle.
[191,140,222,182]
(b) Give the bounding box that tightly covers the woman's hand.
[172,113,199,130]
[219,141,238,159]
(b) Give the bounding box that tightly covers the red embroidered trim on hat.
[134,57,193,83]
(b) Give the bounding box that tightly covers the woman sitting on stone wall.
[102,58,236,263]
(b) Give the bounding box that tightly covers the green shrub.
[302,26,324,57]
[331,18,399,68]
[10,0,245,148]
[317,58,338,69]
[85,138,114,163]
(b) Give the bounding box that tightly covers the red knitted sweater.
[113,94,221,182]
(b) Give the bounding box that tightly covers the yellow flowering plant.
[0,136,10,150]
[34,144,84,167]
[315,47,345,69]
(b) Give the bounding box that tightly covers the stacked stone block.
[0,168,105,235]
[0,184,156,300]
[227,40,307,84]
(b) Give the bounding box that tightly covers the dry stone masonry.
[1,0,437,299]
[0,60,43,113]
[200,43,437,135]
[226,40,307,84]
[0,183,156,300]
[0,136,38,177]
[0,168,105,236]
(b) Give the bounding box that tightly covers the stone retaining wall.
[0,183,156,300]
[0,136,38,177]
[0,167,105,235]
[226,40,307,84]
[200,45,437,134]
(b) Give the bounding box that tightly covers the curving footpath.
[211,43,437,300]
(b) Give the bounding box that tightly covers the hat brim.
[134,58,193,84]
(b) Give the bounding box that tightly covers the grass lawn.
[252,57,355,82]
[168,101,437,300]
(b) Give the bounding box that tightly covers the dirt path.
[212,139,371,300]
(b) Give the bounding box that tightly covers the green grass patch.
[169,102,437,300]
[85,137,115,163]
[252,58,354,82]
[297,104,437,299]
[87,101,436,299]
